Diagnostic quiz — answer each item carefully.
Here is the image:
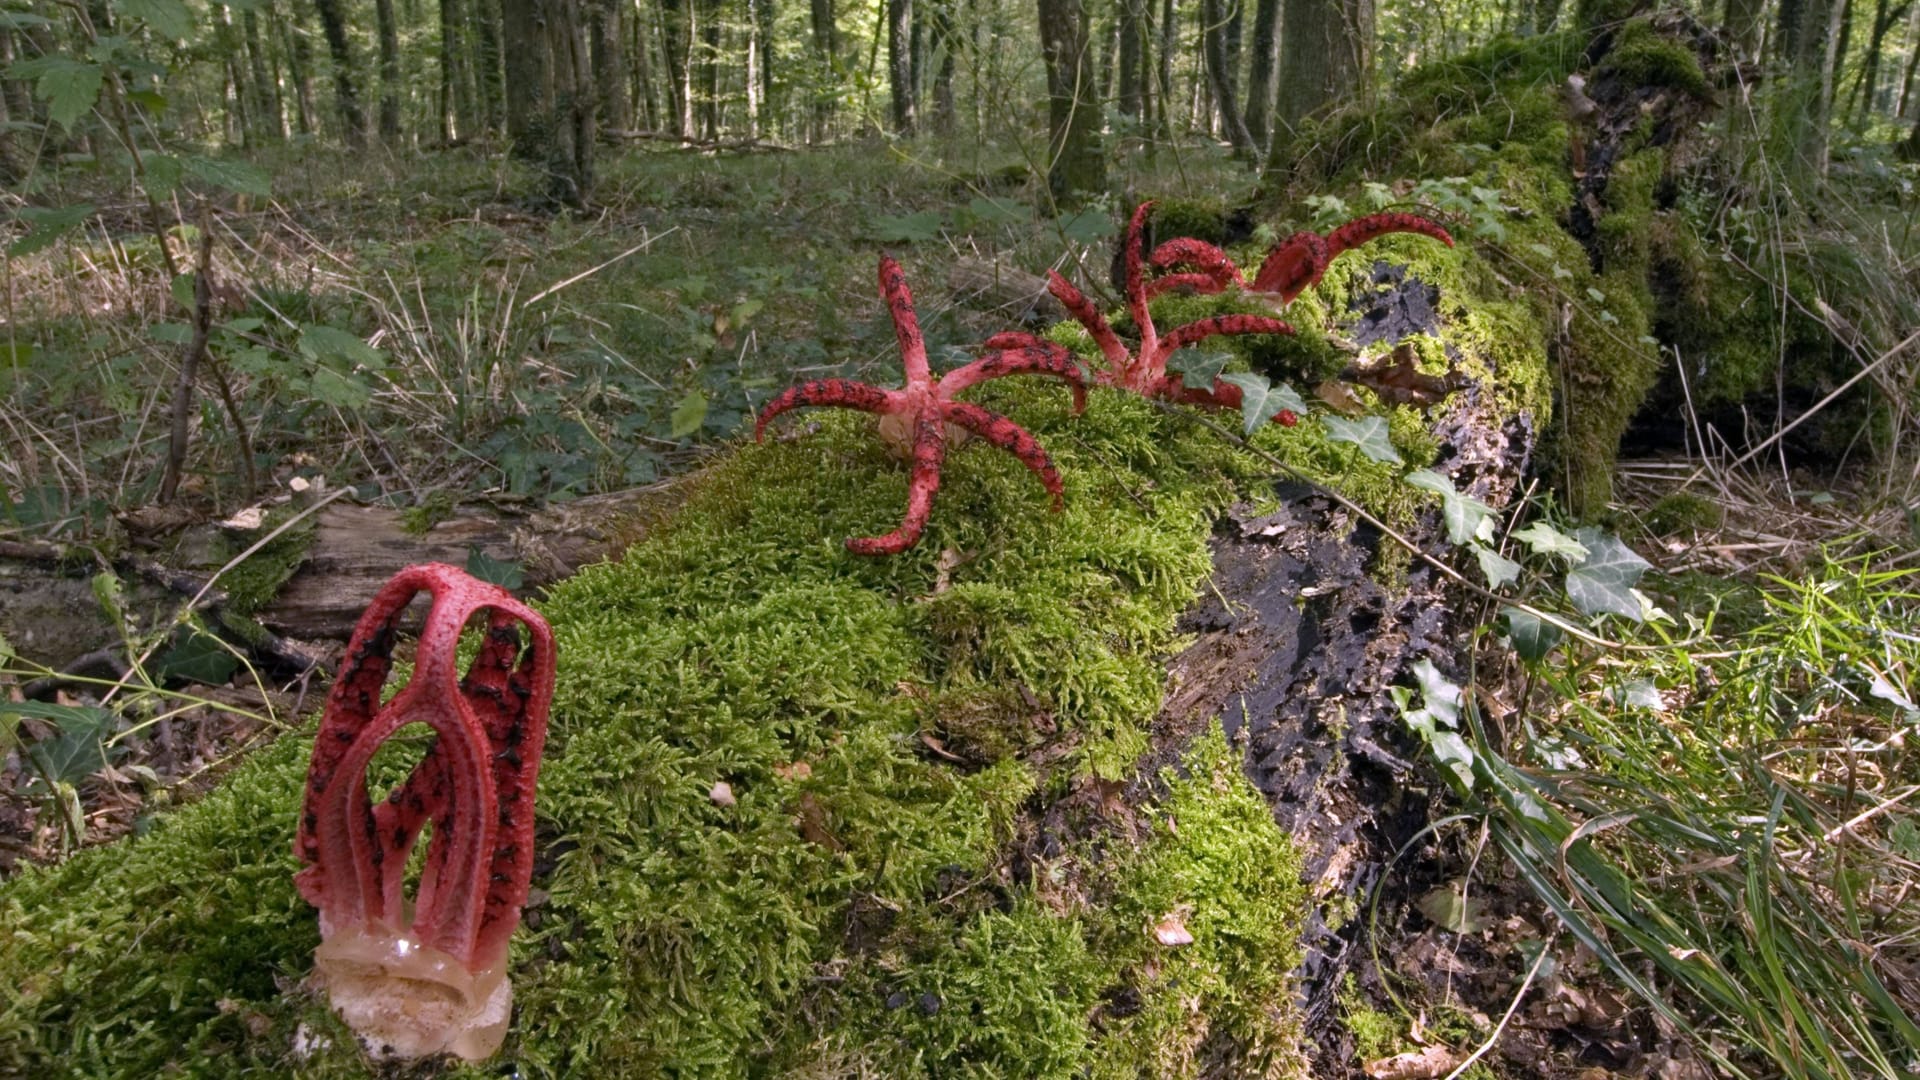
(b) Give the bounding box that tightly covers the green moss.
[1338,975,1404,1062]
[1145,197,1231,245]
[212,509,317,616]
[1596,17,1709,98]
[1647,490,1724,536]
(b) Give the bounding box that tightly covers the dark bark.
[1848,0,1911,120]
[889,0,916,133]
[283,4,318,135]
[592,0,629,134]
[1244,0,1279,151]
[630,3,657,130]
[1039,0,1105,201]
[660,0,694,136]
[1117,0,1145,118]
[756,0,776,135]
[929,1,956,133]
[243,11,282,141]
[1899,8,1920,116]
[811,0,838,134]
[312,0,365,145]
[375,0,402,140]
[1268,0,1372,163]
[440,0,463,141]
[503,0,593,204]
[474,0,506,132]
[1201,0,1256,155]
[697,0,720,138]
[1724,0,1766,62]
[1157,0,1177,137]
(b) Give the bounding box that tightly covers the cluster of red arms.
[293,202,1448,1063]
[755,201,1452,555]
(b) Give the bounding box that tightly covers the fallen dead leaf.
[1340,342,1468,409]
[1363,1043,1469,1079]
[1151,906,1194,947]
[773,761,812,782]
[918,732,965,763]
[796,792,843,851]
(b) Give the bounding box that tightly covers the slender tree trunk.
[1244,0,1280,152]
[661,0,694,136]
[312,0,366,145]
[1725,0,1767,61]
[757,0,777,135]
[1202,0,1256,155]
[474,0,506,132]
[551,0,594,201]
[1898,0,1920,116]
[502,0,548,150]
[696,0,719,138]
[630,3,657,130]
[215,5,250,146]
[440,0,460,140]
[1850,0,1911,120]
[375,0,402,140]
[889,0,916,133]
[1096,4,1118,102]
[283,5,318,135]
[1269,0,1372,156]
[747,0,765,137]
[930,0,956,132]
[1157,0,1177,137]
[592,0,629,134]
[1039,0,1104,201]
[1118,0,1144,117]
[243,11,282,141]
[811,0,837,136]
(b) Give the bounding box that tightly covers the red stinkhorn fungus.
[294,563,555,1063]
[755,255,1087,555]
[1146,210,1455,305]
[986,202,1298,416]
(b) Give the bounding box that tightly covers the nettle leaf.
[1219,371,1307,434]
[1504,607,1561,663]
[1404,469,1494,545]
[1322,414,1402,464]
[1165,348,1231,392]
[1566,528,1653,621]
[298,324,386,372]
[308,366,372,409]
[8,203,95,257]
[9,56,103,132]
[466,546,525,590]
[1512,520,1588,562]
[1473,543,1521,588]
[182,154,271,198]
[669,390,708,438]
[116,0,194,40]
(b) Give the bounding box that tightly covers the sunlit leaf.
[1474,543,1521,588]
[1404,468,1494,545]
[1565,529,1653,621]
[1321,414,1402,464]
[1512,521,1588,561]
[669,391,708,438]
[8,56,103,132]
[116,0,193,40]
[1219,371,1308,433]
[1504,606,1561,663]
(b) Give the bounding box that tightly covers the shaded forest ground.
[6,19,1920,1076]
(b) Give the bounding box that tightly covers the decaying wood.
[945,255,1064,327]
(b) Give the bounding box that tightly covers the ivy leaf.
[115,0,194,40]
[9,56,103,132]
[182,154,272,198]
[1322,414,1402,464]
[1219,371,1308,433]
[1165,348,1231,392]
[8,203,95,257]
[1404,469,1494,545]
[1410,658,1462,727]
[669,391,708,438]
[1565,529,1653,621]
[1512,521,1588,561]
[1503,606,1562,663]
[465,546,524,590]
[156,629,238,685]
[6,702,119,790]
[1473,543,1521,588]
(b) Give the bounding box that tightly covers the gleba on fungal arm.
[294,563,555,1063]
[756,255,1086,555]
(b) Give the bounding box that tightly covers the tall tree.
[1848,0,1913,121]
[243,10,282,141]
[1202,0,1256,154]
[1117,0,1146,119]
[1244,0,1279,151]
[1269,0,1373,161]
[661,0,695,135]
[1778,0,1847,178]
[697,0,720,137]
[591,0,629,134]
[929,0,956,132]
[283,4,318,135]
[503,0,594,203]
[312,0,366,144]
[1039,0,1104,200]
[1157,0,1177,137]
[889,0,916,132]
[1724,0,1767,62]
[441,0,465,141]
[473,0,506,132]
[375,0,402,140]
[811,0,838,135]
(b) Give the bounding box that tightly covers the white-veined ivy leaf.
[1219,371,1308,433]
[1585,287,1606,302]
[9,56,102,132]
[116,0,193,40]
[156,629,239,685]
[1165,348,1231,392]
[1512,521,1588,561]
[1565,528,1653,621]
[669,391,708,438]
[1410,658,1462,727]
[1503,606,1561,663]
[298,324,386,372]
[182,155,271,198]
[1474,543,1521,588]
[10,703,119,789]
[8,203,95,257]
[1610,679,1664,711]
[308,366,372,409]
[1322,414,1402,464]
[1404,469,1494,545]
[466,546,525,590]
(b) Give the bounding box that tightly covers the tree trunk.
[1201,0,1256,155]
[243,11,282,141]
[1848,0,1910,121]
[283,4,318,135]
[1117,0,1145,118]
[1157,0,1177,137]
[375,0,402,141]
[502,0,591,204]
[312,0,365,145]
[631,3,658,131]
[697,0,720,138]
[1269,0,1372,159]
[1724,0,1766,62]
[660,0,694,136]
[811,0,837,135]
[1899,0,1920,116]
[440,0,463,141]
[747,0,766,138]
[757,0,777,135]
[474,0,506,132]
[1039,0,1105,202]
[930,0,956,133]
[1244,0,1279,151]
[592,0,629,135]
[889,0,916,133]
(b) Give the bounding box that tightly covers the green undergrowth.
[0,385,1315,1077]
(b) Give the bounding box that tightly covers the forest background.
[4,0,1920,1075]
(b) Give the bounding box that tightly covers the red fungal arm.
[846,412,945,556]
[1250,231,1330,302]
[1123,202,1158,368]
[1046,270,1131,372]
[1156,314,1295,358]
[984,330,1047,351]
[295,564,555,974]
[944,401,1067,510]
[756,379,897,440]
[1146,237,1246,298]
[939,342,1088,414]
[1324,212,1454,259]
[878,255,932,389]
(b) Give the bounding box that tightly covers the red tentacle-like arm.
[295,563,555,1063]
[1145,237,1249,299]
[1045,270,1132,372]
[944,401,1067,510]
[757,256,1085,554]
[1325,212,1455,259]
[1250,231,1332,304]
[1156,314,1296,356]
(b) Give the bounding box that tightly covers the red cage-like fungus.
[294,563,556,1062]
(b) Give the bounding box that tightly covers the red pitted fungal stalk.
[755,255,1087,555]
[294,563,555,1063]
[986,202,1297,415]
[1147,210,1455,305]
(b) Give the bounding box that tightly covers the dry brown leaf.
[1363,1043,1469,1080]
[796,792,843,851]
[918,732,964,763]
[1341,343,1468,409]
[1151,906,1194,946]
[1315,379,1369,415]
